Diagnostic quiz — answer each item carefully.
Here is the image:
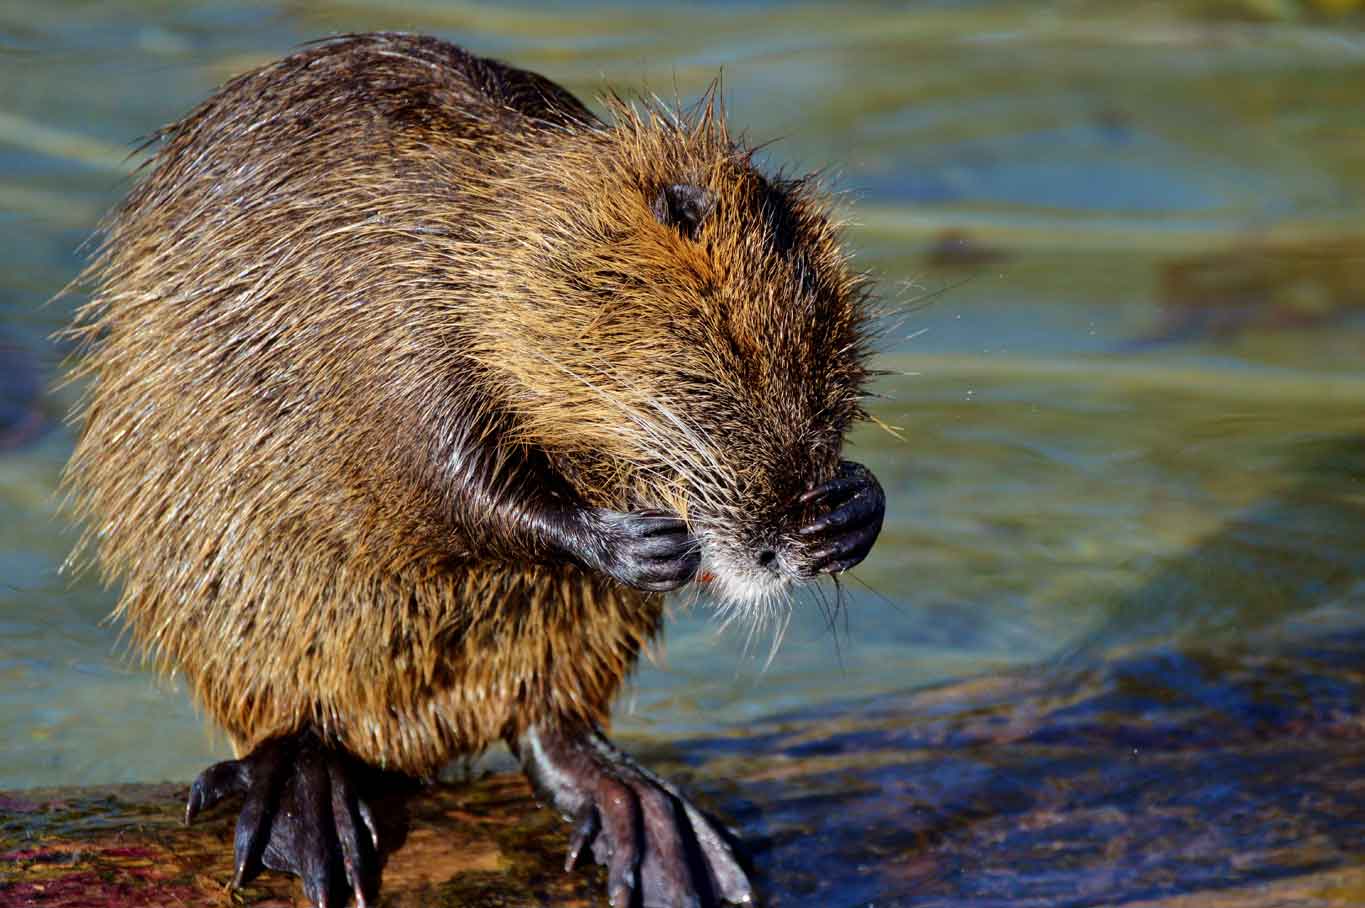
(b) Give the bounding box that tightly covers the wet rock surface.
[0,773,597,907]
[712,630,1365,907]
[3,629,1362,907]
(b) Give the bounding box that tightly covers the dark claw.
[797,495,871,536]
[610,878,636,908]
[291,751,333,906]
[808,520,882,572]
[798,475,861,507]
[516,724,755,908]
[329,760,376,908]
[357,798,379,851]
[565,805,599,871]
[594,774,641,905]
[186,758,248,824]
[635,783,691,907]
[233,773,273,886]
[184,730,386,908]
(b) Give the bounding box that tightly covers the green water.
[1,3,1362,897]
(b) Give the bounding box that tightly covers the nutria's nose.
[757,548,777,568]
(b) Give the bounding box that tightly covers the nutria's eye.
[652,183,712,240]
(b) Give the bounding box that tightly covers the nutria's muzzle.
[697,460,885,607]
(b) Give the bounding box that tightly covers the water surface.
[1,1,1362,904]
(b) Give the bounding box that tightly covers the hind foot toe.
[517,723,754,908]
[185,730,381,908]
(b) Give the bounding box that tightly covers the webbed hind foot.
[517,722,754,908]
[185,730,384,908]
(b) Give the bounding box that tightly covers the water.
[1,1,1362,903]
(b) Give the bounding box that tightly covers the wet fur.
[63,34,873,775]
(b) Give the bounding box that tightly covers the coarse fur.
[62,33,874,778]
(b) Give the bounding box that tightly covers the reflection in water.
[661,441,1364,904]
[1065,433,1365,659]
[1135,236,1365,346]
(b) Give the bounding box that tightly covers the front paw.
[583,508,701,592]
[796,460,885,575]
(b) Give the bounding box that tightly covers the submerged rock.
[0,338,49,452]
[1140,235,1365,345]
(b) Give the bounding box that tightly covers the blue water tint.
[866,121,1279,215]
[666,623,1365,905]
[0,13,1360,908]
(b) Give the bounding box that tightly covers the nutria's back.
[63,32,874,772]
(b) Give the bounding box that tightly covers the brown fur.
[62,34,872,776]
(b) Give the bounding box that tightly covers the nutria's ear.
[652,184,712,239]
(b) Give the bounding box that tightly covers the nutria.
[63,33,885,908]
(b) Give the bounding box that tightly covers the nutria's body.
[65,33,884,907]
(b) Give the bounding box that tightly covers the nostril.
[757,549,776,568]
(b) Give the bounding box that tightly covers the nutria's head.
[464,97,880,613]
